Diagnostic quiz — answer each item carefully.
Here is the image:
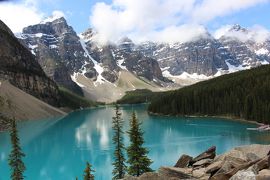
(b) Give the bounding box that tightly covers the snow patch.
[255,48,269,55]
[79,39,107,86]
[116,59,127,70]
[49,45,58,49]
[225,60,251,73]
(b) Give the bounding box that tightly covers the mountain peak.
[40,11,66,24]
[229,24,247,32]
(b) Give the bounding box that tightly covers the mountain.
[148,65,270,123]
[137,24,270,83]
[17,17,270,102]
[18,17,172,102]
[17,17,92,95]
[0,19,60,106]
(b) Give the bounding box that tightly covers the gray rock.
[193,159,213,167]
[229,169,256,180]
[256,169,270,180]
[191,146,216,165]
[174,154,193,168]
[158,167,194,179]
[206,160,223,174]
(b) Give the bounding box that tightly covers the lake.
[0,104,270,180]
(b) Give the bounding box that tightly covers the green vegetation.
[83,162,95,180]
[148,65,270,123]
[127,112,153,177]
[117,89,161,104]
[59,87,98,109]
[112,105,127,179]
[8,119,26,180]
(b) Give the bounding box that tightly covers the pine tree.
[83,162,94,180]
[112,104,126,179]
[8,119,26,180]
[126,112,153,177]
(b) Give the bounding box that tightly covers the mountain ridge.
[16,17,270,102]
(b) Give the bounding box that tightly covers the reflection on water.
[0,104,269,180]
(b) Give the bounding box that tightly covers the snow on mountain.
[16,17,270,101]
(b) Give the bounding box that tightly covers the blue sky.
[33,0,270,33]
[0,0,270,43]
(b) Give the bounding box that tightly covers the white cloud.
[214,24,270,43]
[0,1,44,33]
[191,0,270,23]
[41,10,65,23]
[90,0,270,44]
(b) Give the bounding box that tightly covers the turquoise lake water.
[0,104,270,180]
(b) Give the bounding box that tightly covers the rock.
[229,169,256,180]
[190,146,216,165]
[252,156,270,173]
[192,168,206,178]
[234,145,270,160]
[225,156,248,167]
[211,159,261,180]
[158,167,193,179]
[247,153,261,162]
[193,159,213,167]
[215,149,248,162]
[206,161,223,174]
[256,169,270,180]
[137,172,161,180]
[174,154,193,168]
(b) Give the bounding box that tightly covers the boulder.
[193,159,213,167]
[174,154,193,168]
[211,159,261,180]
[192,168,206,178]
[206,161,223,174]
[234,145,270,159]
[256,169,270,180]
[158,167,193,179]
[215,149,247,162]
[252,156,270,173]
[190,146,216,165]
[229,169,256,180]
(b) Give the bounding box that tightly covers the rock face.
[18,17,96,95]
[18,18,170,95]
[138,25,269,78]
[0,19,60,106]
[17,19,270,96]
[124,144,270,180]
[81,33,170,83]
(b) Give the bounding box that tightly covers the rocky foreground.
[124,144,270,180]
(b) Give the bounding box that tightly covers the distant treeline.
[148,65,270,123]
[117,89,162,104]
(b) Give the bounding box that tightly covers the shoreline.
[148,111,263,126]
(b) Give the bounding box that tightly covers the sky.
[0,0,270,44]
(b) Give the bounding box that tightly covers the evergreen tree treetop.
[127,112,153,177]
[112,104,127,179]
[8,118,26,180]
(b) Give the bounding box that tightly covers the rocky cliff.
[0,19,60,106]
[17,18,270,99]
[18,17,94,95]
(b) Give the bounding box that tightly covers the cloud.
[90,0,270,44]
[214,24,270,43]
[191,0,270,23]
[41,10,65,23]
[0,1,44,32]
